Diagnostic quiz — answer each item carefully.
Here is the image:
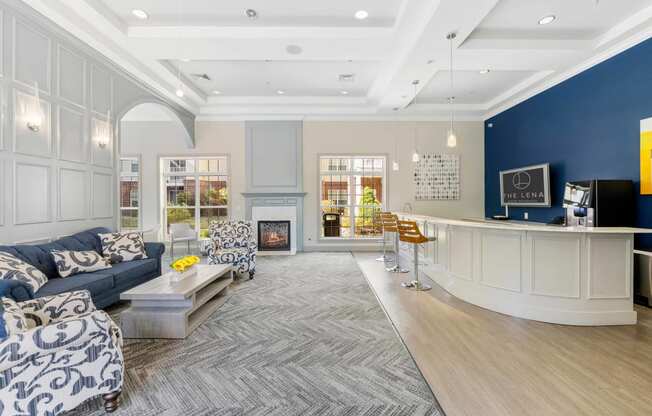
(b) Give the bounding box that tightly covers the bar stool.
[384,214,409,273]
[397,220,436,290]
[375,211,394,262]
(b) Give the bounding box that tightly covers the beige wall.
[302,121,484,249]
[120,120,246,240]
[123,118,484,248]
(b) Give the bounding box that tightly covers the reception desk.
[397,213,652,326]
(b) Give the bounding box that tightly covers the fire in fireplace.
[257,220,291,251]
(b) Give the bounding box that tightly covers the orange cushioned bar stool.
[375,211,394,263]
[384,214,408,273]
[397,220,436,290]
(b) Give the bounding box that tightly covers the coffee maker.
[563,180,634,227]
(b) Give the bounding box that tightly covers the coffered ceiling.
[22,0,652,120]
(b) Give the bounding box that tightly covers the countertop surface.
[396,212,652,234]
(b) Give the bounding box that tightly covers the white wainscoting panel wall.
[14,162,51,225]
[58,167,87,221]
[480,231,522,293]
[529,233,581,299]
[0,0,194,244]
[587,235,632,299]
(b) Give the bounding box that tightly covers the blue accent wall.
[485,38,652,246]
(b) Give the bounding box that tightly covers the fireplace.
[258,220,291,251]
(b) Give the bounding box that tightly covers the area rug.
[68,253,443,415]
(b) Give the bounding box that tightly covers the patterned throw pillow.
[98,232,148,264]
[0,252,48,293]
[51,250,112,278]
[0,297,28,339]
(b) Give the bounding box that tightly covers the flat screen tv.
[499,163,551,207]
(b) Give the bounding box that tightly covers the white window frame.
[161,156,230,239]
[318,154,387,240]
[119,155,142,231]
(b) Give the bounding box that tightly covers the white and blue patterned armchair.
[207,220,257,279]
[0,290,124,415]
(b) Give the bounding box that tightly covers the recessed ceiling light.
[181,58,191,62]
[479,69,490,74]
[175,88,184,98]
[538,15,556,25]
[286,45,303,55]
[245,9,258,20]
[276,90,285,95]
[340,90,349,95]
[132,9,149,20]
[354,10,369,20]
[212,90,221,95]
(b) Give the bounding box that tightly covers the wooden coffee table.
[120,264,233,339]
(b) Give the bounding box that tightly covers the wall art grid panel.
[414,153,460,200]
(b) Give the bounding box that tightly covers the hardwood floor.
[354,252,652,416]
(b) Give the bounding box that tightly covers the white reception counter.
[396,213,652,326]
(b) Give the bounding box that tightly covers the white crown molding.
[483,16,652,120]
[196,113,484,122]
[21,0,202,113]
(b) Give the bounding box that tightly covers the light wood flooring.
[354,252,652,416]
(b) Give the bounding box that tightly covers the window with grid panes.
[319,156,385,239]
[162,157,229,238]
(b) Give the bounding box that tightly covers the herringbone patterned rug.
[68,253,443,416]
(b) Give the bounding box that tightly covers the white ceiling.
[22,0,652,120]
[477,0,652,39]
[172,60,380,97]
[101,0,402,28]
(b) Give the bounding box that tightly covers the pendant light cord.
[413,80,419,153]
[449,33,455,133]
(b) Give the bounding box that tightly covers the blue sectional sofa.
[0,227,165,308]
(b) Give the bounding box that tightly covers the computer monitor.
[499,163,551,207]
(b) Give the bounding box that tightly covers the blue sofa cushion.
[0,279,33,302]
[106,258,158,287]
[36,272,114,298]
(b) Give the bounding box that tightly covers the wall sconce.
[94,110,112,149]
[25,81,44,132]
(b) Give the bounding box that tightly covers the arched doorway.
[117,102,193,241]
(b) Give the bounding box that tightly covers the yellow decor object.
[641,117,652,195]
[170,255,200,273]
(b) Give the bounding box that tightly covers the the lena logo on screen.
[500,164,551,206]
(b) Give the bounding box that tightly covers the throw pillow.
[51,250,112,278]
[0,297,28,339]
[98,232,148,264]
[0,251,48,293]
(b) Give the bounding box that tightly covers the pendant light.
[411,80,420,162]
[446,32,457,148]
[392,107,400,171]
[392,132,400,171]
[175,63,184,97]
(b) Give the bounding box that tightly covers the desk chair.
[376,211,394,262]
[397,220,436,290]
[384,214,409,273]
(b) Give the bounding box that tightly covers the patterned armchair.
[0,290,124,415]
[207,220,257,279]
